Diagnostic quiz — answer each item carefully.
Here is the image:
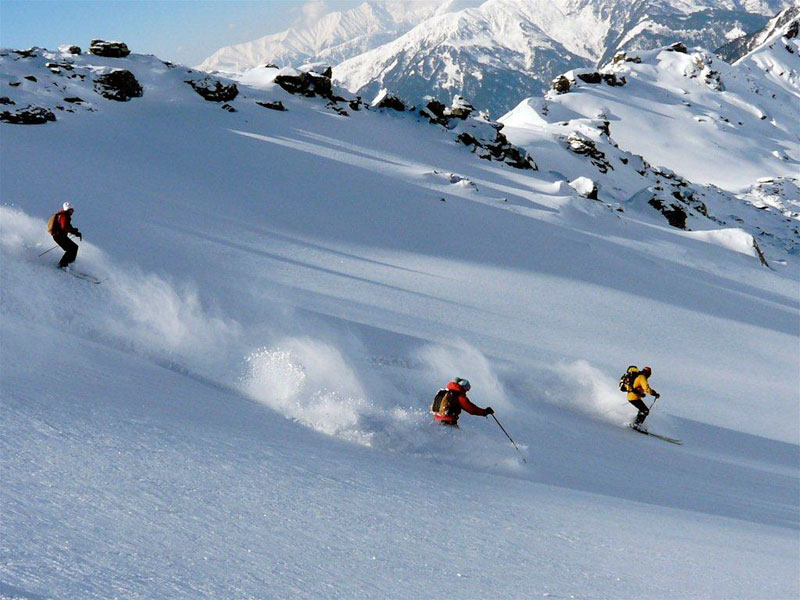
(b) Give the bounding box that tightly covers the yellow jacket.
[628,373,656,401]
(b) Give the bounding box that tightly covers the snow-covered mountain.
[197,0,484,74]
[1,39,798,599]
[334,0,793,116]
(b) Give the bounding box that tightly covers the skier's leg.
[55,235,78,268]
[629,399,650,426]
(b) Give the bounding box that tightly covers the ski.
[629,425,682,445]
[61,268,104,284]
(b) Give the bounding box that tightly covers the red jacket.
[434,381,491,423]
[52,210,78,236]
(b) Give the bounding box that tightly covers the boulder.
[24,75,37,82]
[256,100,286,111]
[185,76,238,102]
[552,75,571,94]
[0,105,56,124]
[59,45,82,55]
[611,51,641,64]
[93,69,143,101]
[666,42,688,54]
[569,177,599,200]
[274,69,333,99]
[0,97,15,105]
[372,89,408,111]
[89,39,131,58]
[63,97,85,104]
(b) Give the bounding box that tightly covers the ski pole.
[38,244,58,257]
[490,414,527,464]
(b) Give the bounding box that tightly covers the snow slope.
[1,46,798,599]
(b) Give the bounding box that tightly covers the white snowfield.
[0,41,798,600]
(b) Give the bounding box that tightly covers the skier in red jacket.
[48,201,82,268]
[432,378,493,427]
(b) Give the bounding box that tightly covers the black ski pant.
[53,233,78,268]
[628,398,650,426]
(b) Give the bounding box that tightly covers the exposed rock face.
[63,97,85,104]
[89,40,131,58]
[93,70,143,101]
[185,76,239,102]
[256,100,286,111]
[12,48,38,59]
[372,89,408,111]
[575,71,626,86]
[612,51,641,64]
[566,132,613,173]
[666,42,688,54]
[274,68,334,100]
[0,105,56,124]
[447,95,474,119]
[648,197,688,229]
[0,97,15,105]
[59,45,82,55]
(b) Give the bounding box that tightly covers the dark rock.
[13,48,38,58]
[348,97,363,111]
[275,70,333,99]
[9,81,20,87]
[62,45,82,55]
[256,100,286,111]
[185,76,238,102]
[612,51,641,64]
[221,103,236,112]
[667,42,688,54]
[47,62,74,71]
[0,105,56,124]
[602,73,626,86]
[566,132,613,173]
[552,75,571,94]
[94,69,143,101]
[63,97,85,103]
[648,198,687,229]
[263,63,279,69]
[89,39,131,58]
[24,75,37,82]
[457,132,479,147]
[425,99,447,119]
[576,71,602,84]
[0,97,15,105]
[326,102,349,116]
[372,89,408,111]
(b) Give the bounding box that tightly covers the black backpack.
[619,365,639,392]
[431,388,461,417]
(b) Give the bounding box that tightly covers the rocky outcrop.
[274,67,335,100]
[185,76,238,102]
[575,71,626,87]
[566,132,613,173]
[94,69,143,101]
[0,97,15,105]
[89,40,131,58]
[666,42,688,54]
[59,45,82,55]
[372,89,408,111]
[0,105,56,124]
[256,100,286,111]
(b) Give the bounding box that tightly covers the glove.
[484,406,494,416]
[653,392,660,399]
[77,232,83,240]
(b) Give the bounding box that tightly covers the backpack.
[431,388,461,417]
[619,365,639,392]
[47,212,61,235]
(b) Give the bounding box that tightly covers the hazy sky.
[0,0,361,67]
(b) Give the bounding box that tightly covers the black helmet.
[455,377,471,391]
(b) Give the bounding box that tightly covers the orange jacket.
[52,210,79,237]
[434,381,491,423]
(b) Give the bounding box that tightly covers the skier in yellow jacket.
[628,366,660,429]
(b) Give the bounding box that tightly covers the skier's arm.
[460,395,492,416]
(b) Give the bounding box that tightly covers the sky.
[0,0,360,67]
